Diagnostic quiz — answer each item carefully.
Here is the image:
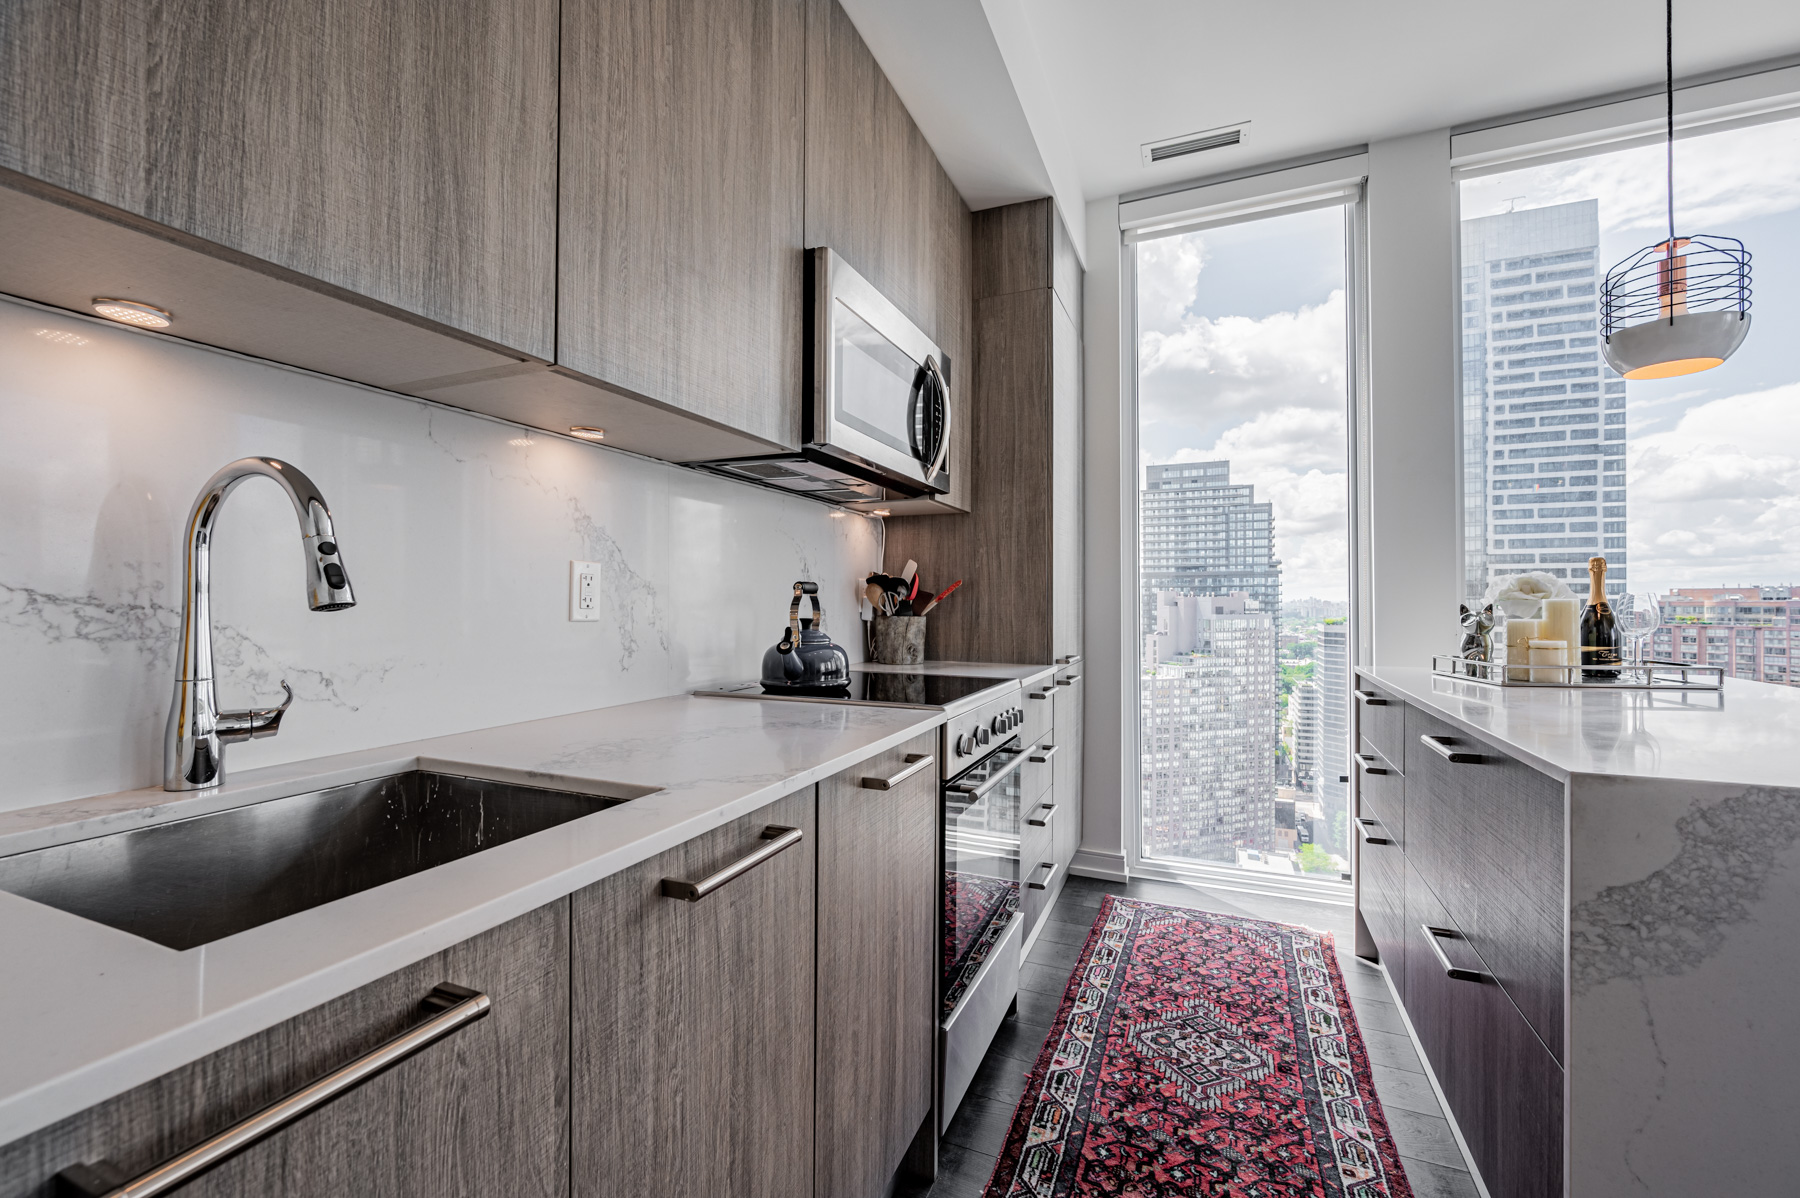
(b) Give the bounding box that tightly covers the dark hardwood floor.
[912,874,1482,1198]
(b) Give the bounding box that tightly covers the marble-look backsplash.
[0,297,880,811]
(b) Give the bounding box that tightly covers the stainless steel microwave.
[700,247,951,503]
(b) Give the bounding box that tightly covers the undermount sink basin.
[0,770,658,950]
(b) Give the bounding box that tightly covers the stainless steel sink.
[0,771,656,950]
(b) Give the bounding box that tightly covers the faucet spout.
[164,458,355,791]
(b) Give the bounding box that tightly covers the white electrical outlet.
[569,560,602,621]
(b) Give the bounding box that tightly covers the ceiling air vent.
[1141,122,1249,167]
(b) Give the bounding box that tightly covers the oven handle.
[922,354,951,481]
[948,742,1027,800]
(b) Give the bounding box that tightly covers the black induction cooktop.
[696,670,1006,709]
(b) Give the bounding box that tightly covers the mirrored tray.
[1430,654,1724,691]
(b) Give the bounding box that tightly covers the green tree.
[1297,843,1337,874]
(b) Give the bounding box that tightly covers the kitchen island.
[1357,666,1800,1198]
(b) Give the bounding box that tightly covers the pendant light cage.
[1601,236,1752,337]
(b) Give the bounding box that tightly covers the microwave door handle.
[923,355,951,480]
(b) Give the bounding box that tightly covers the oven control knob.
[1010,707,1022,727]
[955,734,970,756]
[990,716,1004,735]
[977,727,990,746]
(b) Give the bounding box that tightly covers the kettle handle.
[789,581,824,634]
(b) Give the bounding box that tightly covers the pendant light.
[1600,0,1752,380]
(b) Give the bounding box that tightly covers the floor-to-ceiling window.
[1134,200,1353,880]
[1459,116,1800,681]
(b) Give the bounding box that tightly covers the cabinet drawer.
[1019,738,1056,807]
[1404,864,1562,1198]
[1404,705,1564,1061]
[1355,749,1403,843]
[0,905,570,1198]
[1353,676,1406,768]
[1021,679,1056,744]
[1357,833,1406,997]
[1019,816,1056,935]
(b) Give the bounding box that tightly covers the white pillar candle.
[1506,618,1542,680]
[1540,597,1579,658]
[1528,638,1569,684]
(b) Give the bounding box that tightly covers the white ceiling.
[841,0,1800,244]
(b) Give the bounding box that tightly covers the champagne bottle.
[1581,556,1622,679]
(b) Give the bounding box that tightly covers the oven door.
[942,738,1024,1016]
[809,247,951,495]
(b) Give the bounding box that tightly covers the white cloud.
[1462,119,1800,237]
[1135,234,1207,336]
[1139,289,1347,427]
[1627,382,1800,590]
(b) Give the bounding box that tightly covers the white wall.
[0,297,879,812]
[1363,130,1460,668]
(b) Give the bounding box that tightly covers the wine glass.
[1619,593,1662,666]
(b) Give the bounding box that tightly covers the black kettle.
[761,582,851,696]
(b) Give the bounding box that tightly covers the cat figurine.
[1459,603,1498,677]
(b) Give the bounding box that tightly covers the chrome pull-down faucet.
[164,457,356,791]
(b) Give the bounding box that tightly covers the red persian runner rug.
[982,897,1413,1198]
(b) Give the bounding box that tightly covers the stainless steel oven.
[698,247,951,503]
[939,729,1026,1132]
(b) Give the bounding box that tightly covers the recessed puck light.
[569,426,606,442]
[871,509,891,517]
[92,298,172,328]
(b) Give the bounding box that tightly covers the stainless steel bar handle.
[57,984,491,1198]
[1056,654,1082,666]
[1354,689,1390,706]
[1028,685,1055,700]
[1420,924,1491,982]
[949,746,1028,800]
[1028,743,1058,763]
[1055,674,1081,684]
[1354,817,1392,845]
[661,825,803,901]
[1353,752,1389,775]
[1026,861,1054,890]
[860,753,934,791]
[1026,801,1056,827]
[1419,734,1482,764]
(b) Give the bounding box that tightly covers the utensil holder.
[869,615,927,665]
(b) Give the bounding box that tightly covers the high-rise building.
[1648,587,1795,685]
[1140,591,1278,863]
[1460,201,1627,603]
[1314,620,1349,859]
[1141,461,1280,628]
[1291,679,1321,789]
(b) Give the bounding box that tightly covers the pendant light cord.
[1666,0,1675,256]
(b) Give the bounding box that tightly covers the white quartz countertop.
[1364,665,1800,789]
[0,693,947,1145]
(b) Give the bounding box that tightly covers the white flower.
[1483,571,1575,618]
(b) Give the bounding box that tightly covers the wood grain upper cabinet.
[815,732,937,1198]
[804,0,974,513]
[0,904,569,1198]
[886,198,1084,662]
[0,0,558,358]
[559,0,806,452]
[572,787,817,1198]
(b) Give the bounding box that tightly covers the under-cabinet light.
[568,426,606,442]
[871,509,890,517]
[92,298,172,328]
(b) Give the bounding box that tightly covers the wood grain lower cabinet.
[1404,862,1562,1198]
[572,787,817,1198]
[1052,673,1083,872]
[815,734,936,1198]
[0,904,569,1198]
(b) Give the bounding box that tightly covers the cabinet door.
[815,734,936,1198]
[559,0,805,451]
[573,787,816,1198]
[1052,675,1083,870]
[0,0,557,358]
[1404,704,1564,1060]
[1052,297,1084,662]
[1404,863,1562,1198]
[0,904,569,1198]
